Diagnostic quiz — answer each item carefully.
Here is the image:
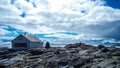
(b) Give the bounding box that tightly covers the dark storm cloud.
[103,21,120,40]
[86,21,120,40]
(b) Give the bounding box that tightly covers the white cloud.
[83,6,120,25]
[14,0,34,12]
[44,33,84,40]
[0,28,10,36]
[0,41,11,48]
[0,0,22,16]
[0,0,11,5]
[0,0,120,44]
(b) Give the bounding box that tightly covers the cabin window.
[14,43,27,47]
[37,42,40,44]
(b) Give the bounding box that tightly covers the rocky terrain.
[0,42,120,68]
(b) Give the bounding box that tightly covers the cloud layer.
[0,0,120,47]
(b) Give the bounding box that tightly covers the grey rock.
[0,64,5,68]
[0,42,120,68]
[91,65,101,68]
[97,45,105,49]
[101,47,109,53]
[28,49,44,55]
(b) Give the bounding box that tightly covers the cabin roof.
[12,34,43,43]
[21,34,42,43]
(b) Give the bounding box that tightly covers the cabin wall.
[29,42,43,49]
[12,36,30,50]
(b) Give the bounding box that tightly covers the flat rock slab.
[0,56,24,66]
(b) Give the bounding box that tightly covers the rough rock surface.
[0,42,120,68]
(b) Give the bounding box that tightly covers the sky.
[0,0,120,48]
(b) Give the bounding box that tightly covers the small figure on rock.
[45,42,50,49]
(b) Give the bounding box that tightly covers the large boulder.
[58,59,68,66]
[94,58,120,68]
[0,64,5,68]
[0,56,24,67]
[28,49,44,55]
[65,43,85,49]
[101,47,109,53]
[112,52,120,56]
[97,45,105,49]
[46,61,59,68]
[7,49,16,53]
[0,51,4,55]
[72,58,85,68]
[54,50,60,54]
[65,44,77,49]
[65,42,96,50]
[91,65,102,68]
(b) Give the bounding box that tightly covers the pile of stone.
[0,42,120,68]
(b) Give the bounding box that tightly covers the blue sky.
[0,0,120,47]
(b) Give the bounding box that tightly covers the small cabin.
[11,34,43,50]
